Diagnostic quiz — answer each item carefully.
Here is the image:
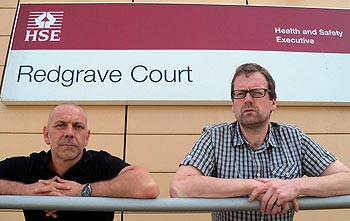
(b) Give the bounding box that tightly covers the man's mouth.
[59,142,78,148]
[243,108,255,113]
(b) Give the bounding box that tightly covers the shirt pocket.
[271,163,299,179]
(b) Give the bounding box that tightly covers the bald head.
[47,103,88,127]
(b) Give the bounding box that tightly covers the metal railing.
[0,195,349,212]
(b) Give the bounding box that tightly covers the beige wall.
[1,0,349,220]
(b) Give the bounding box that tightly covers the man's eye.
[75,125,84,129]
[253,91,263,96]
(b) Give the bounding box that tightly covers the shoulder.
[84,149,120,161]
[204,122,235,132]
[270,122,303,133]
[85,149,112,157]
[28,150,48,159]
[198,122,236,142]
[1,150,47,162]
[1,150,49,166]
[0,151,48,181]
[83,149,128,165]
[269,122,307,143]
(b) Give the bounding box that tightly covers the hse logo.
[25,11,64,42]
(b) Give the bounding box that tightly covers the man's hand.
[248,178,300,214]
[34,176,83,196]
[32,176,84,218]
[44,210,58,218]
[33,176,71,196]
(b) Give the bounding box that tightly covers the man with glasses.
[170,63,350,221]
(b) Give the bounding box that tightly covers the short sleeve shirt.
[181,122,337,221]
[0,149,129,221]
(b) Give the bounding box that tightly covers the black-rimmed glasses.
[232,88,271,99]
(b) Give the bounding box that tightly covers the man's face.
[232,72,276,129]
[43,105,90,164]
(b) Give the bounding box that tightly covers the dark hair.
[230,63,277,101]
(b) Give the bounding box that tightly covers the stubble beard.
[238,108,269,131]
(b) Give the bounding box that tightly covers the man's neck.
[240,123,269,150]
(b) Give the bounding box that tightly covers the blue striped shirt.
[181,121,337,221]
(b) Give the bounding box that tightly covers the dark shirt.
[0,149,129,221]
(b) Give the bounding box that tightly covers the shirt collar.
[233,121,279,149]
[267,124,279,148]
[43,149,88,176]
[43,150,52,169]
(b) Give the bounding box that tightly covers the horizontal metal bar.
[0,195,349,212]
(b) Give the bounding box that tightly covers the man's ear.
[271,99,277,112]
[43,126,51,145]
[231,101,235,114]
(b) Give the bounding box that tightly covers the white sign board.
[2,3,349,105]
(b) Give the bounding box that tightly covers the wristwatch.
[81,183,92,197]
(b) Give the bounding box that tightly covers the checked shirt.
[181,121,337,221]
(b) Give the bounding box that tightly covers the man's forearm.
[0,179,32,195]
[170,175,262,198]
[296,171,350,197]
[90,165,159,199]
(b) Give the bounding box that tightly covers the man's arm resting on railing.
[297,160,350,197]
[170,165,262,198]
[0,179,55,195]
[0,165,159,199]
[249,160,350,214]
[90,165,159,199]
[35,166,160,199]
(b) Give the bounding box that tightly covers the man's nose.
[64,125,74,137]
[244,91,254,101]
